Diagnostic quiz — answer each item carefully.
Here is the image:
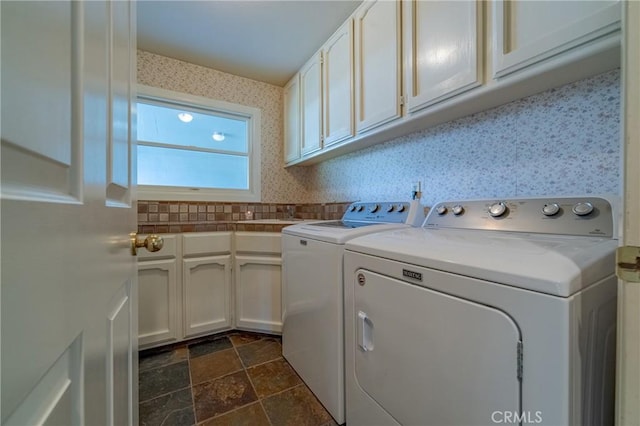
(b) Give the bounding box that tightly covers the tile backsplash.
[138,202,350,234]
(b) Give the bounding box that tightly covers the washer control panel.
[344,201,423,225]
[425,197,614,237]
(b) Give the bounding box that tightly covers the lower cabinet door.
[183,255,232,338]
[235,255,283,333]
[138,258,178,347]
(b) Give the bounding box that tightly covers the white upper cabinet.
[283,73,301,163]
[404,0,483,113]
[300,52,323,156]
[492,0,621,78]
[355,0,403,133]
[323,19,355,147]
[284,0,620,166]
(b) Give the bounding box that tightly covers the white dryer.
[282,201,424,424]
[344,197,618,426]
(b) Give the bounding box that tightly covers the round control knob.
[542,203,560,216]
[452,205,464,216]
[386,205,395,213]
[356,205,364,212]
[572,202,594,216]
[396,204,406,213]
[488,202,508,218]
[435,205,448,215]
[368,204,380,213]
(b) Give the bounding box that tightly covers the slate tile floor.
[139,332,338,426]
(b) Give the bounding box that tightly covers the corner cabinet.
[355,0,403,133]
[283,73,301,163]
[300,52,323,156]
[492,0,621,78]
[234,232,283,333]
[403,0,483,112]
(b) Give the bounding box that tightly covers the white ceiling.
[137,0,362,87]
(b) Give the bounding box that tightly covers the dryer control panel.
[425,197,614,237]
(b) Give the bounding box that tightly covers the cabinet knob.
[130,233,164,256]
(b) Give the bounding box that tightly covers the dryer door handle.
[357,311,374,352]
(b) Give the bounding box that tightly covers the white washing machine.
[282,200,424,424]
[344,197,618,426]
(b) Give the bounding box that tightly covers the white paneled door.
[618,1,640,424]
[1,1,138,425]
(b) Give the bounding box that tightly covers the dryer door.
[353,269,521,425]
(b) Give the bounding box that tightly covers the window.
[136,85,261,201]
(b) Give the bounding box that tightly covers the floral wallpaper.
[137,50,313,203]
[308,69,621,206]
[138,50,620,208]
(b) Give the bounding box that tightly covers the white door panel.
[107,0,134,204]
[353,270,521,425]
[1,1,81,202]
[1,1,137,424]
[618,1,640,423]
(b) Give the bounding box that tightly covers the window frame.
[136,84,262,202]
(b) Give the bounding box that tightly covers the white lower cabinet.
[234,232,283,333]
[137,232,233,349]
[138,231,283,349]
[138,235,180,348]
[182,232,233,338]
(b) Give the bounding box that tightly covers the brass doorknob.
[130,233,164,256]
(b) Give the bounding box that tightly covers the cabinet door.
[404,0,482,112]
[323,20,354,146]
[355,0,402,133]
[492,0,620,78]
[183,255,232,338]
[284,73,301,163]
[300,52,323,156]
[138,259,178,348]
[235,256,283,333]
